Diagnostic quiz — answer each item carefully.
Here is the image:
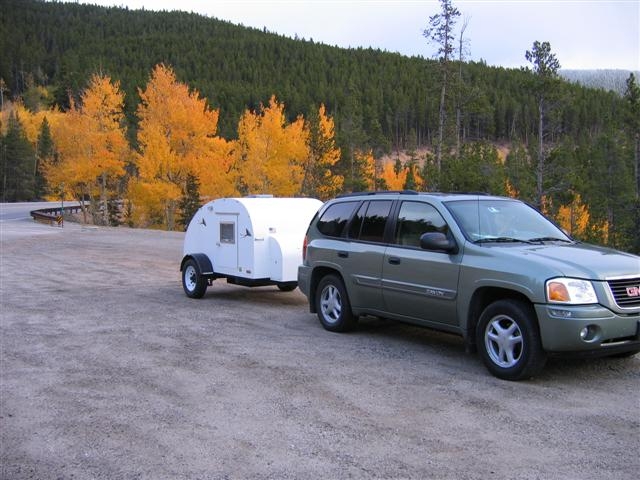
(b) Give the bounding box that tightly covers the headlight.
[546,278,597,304]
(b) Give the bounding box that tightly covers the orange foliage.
[301,104,343,200]
[130,64,234,229]
[504,179,519,198]
[234,95,308,196]
[1,102,64,144]
[380,161,407,190]
[44,74,129,223]
[556,193,590,237]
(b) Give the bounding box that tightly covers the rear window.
[350,200,392,243]
[317,201,358,237]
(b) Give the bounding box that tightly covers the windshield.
[445,199,572,244]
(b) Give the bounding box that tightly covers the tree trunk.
[437,70,447,173]
[635,135,639,200]
[101,172,108,226]
[536,98,544,208]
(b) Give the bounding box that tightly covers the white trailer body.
[181,196,322,297]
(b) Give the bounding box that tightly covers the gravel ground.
[1,216,639,479]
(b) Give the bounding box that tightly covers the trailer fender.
[180,253,214,275]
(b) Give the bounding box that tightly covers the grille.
[607,277,640,308]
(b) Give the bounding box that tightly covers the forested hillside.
[560,69,639,96]
[0,0,638,252]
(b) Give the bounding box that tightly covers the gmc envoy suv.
[297,191,640,380]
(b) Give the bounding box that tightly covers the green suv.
[297,191,640,380]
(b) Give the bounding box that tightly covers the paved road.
[1,210,639,479]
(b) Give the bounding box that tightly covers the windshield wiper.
[528,237,573,244]
[474,237,535,244]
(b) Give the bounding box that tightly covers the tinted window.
[347,203,366,239]
[358,200,392,243]
[317,201,358,237]
[395,202,449,247]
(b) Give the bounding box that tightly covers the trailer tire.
[277,282,297,292]
[182,258,208,299]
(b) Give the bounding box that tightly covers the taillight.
[302,234,309,261]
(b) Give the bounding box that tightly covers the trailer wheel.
[182,258,208,299]
[277,282,297,292]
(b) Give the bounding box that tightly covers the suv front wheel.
[477,299,547,381]
[316,274,357,332]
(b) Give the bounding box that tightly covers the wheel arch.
[308,266,344,314]
[466,287,537,348]
[180,253,214,275]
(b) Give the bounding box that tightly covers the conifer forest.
[0,0,638,253]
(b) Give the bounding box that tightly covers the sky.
[62,0,639,71]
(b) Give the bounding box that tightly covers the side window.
[317,201,358,237]
[395,202,449,247]
[357,200,393,243]
[220,222,235,244]
[347,203,366,239]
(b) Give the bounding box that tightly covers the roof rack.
[336,190,419,198]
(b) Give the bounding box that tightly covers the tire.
[277,282,297,292]
[182,259,208,299]
[476,299,546,381]
[315,274,357,332]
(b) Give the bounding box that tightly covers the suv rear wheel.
[316,274,357,332]
[477,299,546,381]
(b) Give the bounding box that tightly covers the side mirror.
[420,232,458,254]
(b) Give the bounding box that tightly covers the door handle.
[337,251,349,258]
[388,257,401,265]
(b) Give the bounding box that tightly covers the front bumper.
[535,304,640,354]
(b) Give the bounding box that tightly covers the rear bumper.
[536,304,640,354]
[297,265,312,301]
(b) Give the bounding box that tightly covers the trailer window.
[220,222,235,244]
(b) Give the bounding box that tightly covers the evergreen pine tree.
[1,112,36,201]
[178,173,201,231]
[35,117,55,198]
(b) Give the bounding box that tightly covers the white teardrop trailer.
[180,196,323,298]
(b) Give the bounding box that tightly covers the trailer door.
[216,215,238,272]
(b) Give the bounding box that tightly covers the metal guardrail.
[30,205,84,226]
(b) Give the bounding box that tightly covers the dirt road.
[1,216,639,479]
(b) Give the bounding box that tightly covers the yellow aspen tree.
[380,161,407,190]
[234,95,308,196]
[301,104,343,200]
[1,103,63,142]
[556,193,590,238]
[131,64,234,229]
[504,179,519,198]
[45,74,129,224]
